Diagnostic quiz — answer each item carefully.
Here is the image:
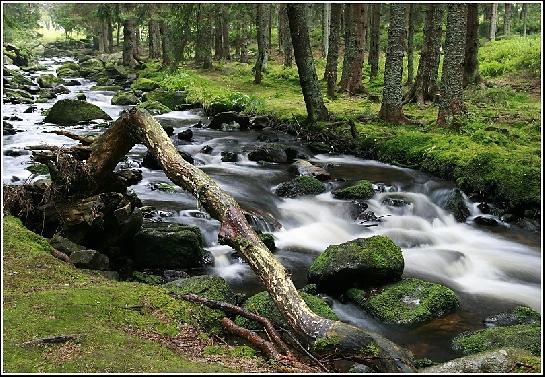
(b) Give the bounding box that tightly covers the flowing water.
[2,57,541,362]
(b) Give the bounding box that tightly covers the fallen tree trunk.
[82,108,414,371]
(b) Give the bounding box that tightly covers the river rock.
[49,234,87,256]
[473,216,499,226]
[37,74,63,88]
[200,145,213,154]
[143,89,187,110]
[52,85,70,95]
[4,88,33,104]
[177,128,193,141]
[44,99,112,126]
[243,209,282,232]
[70,249,110,270]
[208,111,250,130]
[3,149,28,156]
[4,43,29,67]
[256,129,280,142]
[76,93,87,101]
[141,150,193,170]
[23,105,37,113]
[381,197,410,207]
[163,269,190,283]
[111,91,139,105]
[56,62,80,77]
[220,151,238,162]
[250,115,270,130]
[484,306,541,328]
[137,100,171,115]
[131,222,209,269]
[308,235,404,293]
[333,180,375,200]
[275,176,326,198]
[346,278,459,326]
[79,58,105,78]
[446,189,470,222]
[306,142,332,154]
[289,159,331,181]
[247,143,294,163]
[421,348,540,373]
[131,78,159,92]
[234,291,337,330]
[258,233,276,252]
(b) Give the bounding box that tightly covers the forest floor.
[2,216,277,373]
[145,35,541,215]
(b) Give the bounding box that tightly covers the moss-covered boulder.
[111,91,140,105]
[308,235,404,293]
[91,85,123,92]
[165,275,236,334]
[131,78,160,92]
[258,233,276,252]
[485,306,541,328]
[247,143,294,163]
[26,163,49,175]
[275,176,326,198]
[79,58,105,78]
[137,100,171,115]
[333,180,375,200]
[452,324,541,356]
[37,74,63,88]
[44,99,112,126]
[57,62,80,77]
[143,89,186,110]
[131,222,209,269]
[346,278,459,326]
[446,189,470,222]
[235,291,338,330]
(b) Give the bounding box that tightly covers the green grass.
[2,216,233,373]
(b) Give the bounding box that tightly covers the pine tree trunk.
[368,4,381,79]
[322,3,331,58]
[107,16,114,52]
[116,22,120,47]
[279,4,293,67]
[437,5,467,126]
[339,4,354,91]
[160,21,170,67]
[83,107,414,373]
[463,4,480,87]
[379,4,409,124]
[222,5,230,60]
[287,4,329,123]
[406,4,416,86]
[325,4,342,98]
[522,4,528,36]
[134,26,140,59]
[122,19,137,67]
[254,4,269,84]
[490,3,498,41]
[346,4,368,95]
[97,21,105,53]
[504,3,512,36]
[148,5,162,60]
[268,5,273,52]
[404,4,443,105]
[195,4,212,69]
[214,10,223,60]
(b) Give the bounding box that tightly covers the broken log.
[44,130,97,145]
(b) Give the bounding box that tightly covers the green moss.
[512,306,541,323]
[131,271,164,285]
[333,180,375,200]
[312,335,340,353]
[347,278,459,326]
[26,163,49,175]
[131,78,160,92]
[44,99,111,126]
[275,176,326,198]
[137,100,171,115]
[144,89,187,110]
[57,62,80,77]
[37,74,63,88]
[203,345,256,358]
[91,85,123,92]
[360,341,381,357]
[452,324,541,356]
[511,354,542,373]
[2,216,232,372]
[258,233,276,252]
[235,291,337,330]
[111,91,139,105]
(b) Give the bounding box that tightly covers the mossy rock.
[446,189,470,222]
[79,58,105,77]
[235,291,338,330]
[138,100,171,115]
[111,91,140,105]
[144,89,186,110]
[131,78,160,92]
[165,275,237,334]
[308,235,404,293]
[452,324,541,356]
[333,180,375,200]
[275,176,326,198]
[91,85,123,92]
[346,278,459,326]
[44,99,112,126]
[57,62,80,77]
[26,163,49,175]
[258,233,276,252]
[37,74,63,88]
[485,306,541,327]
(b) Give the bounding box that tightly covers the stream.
[2,56,541,362]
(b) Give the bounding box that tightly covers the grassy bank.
[2,216,270,373]
[141,35,541,213]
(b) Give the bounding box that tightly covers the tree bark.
[279,4,293,67]
[107,14,114,52]
[345,4,368,95]
[134,26,140,59]
[160,21,170,67]
[122,19,137,67]
[148,4,162,59]
[322,3,331,58]
[437,5,467,127]
[504,3,512,36]
[490,3,498,40]
[97,21,105,53]
[463,4,480,87]
[287,4,329,123]
[254,4,269,84]
[84,107,414,373]
[339,4,354,91]
[522,3,528,36]
[368,4,381,79]
[195,4,212,69]
[222,4,230,60]
[325,4,342,98]
[214,5,223,60]
[378,4,409,124]
[404,4,443,105]
[406,4,416,86]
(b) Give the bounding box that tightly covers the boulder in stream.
[57,62,80,77]
[111,91,139,105]
[220,151,238,162]
[177,128,193,141]
[333,180,375,200]
[131,222,209,269]
[208,111,250,130]
[275,176,326,198]
[137,100,171,115]
[143,89,187,110]
[247,143,297,163]
[289,159,331,181]
[484,306,541,328]
[44,99,111,126]
[37,74,63,88]
[131,78,160,92]
[346,278,459,326]
[308,235,404,293]
[446,189,470,222]
[257,233,276,252]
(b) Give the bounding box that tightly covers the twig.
[22,334,79,347]
[44,130,97,145]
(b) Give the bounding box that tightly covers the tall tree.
[322,3,331,58]
[368,4,381,79]
[463,4,480,87]
[345,4,368,95]
[437,4,467,126]
[278,4,293,67]
[122,18,137,67]
[406,4,417,86]
[339,4,354,91]
[214,6,223,59]
[379,4,409,124]
[254,4,269,84]
[404,4,443,104]
[522,3,528,36]
[504,3,512,36]
[490,3,498,40]
[148,4,162,59]
[325,4,342,98]
[160,20,170,67]
[287,4,329,123]
[195,4,212,69]
[221,4,230,59]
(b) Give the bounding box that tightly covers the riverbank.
[142,35,541,219]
